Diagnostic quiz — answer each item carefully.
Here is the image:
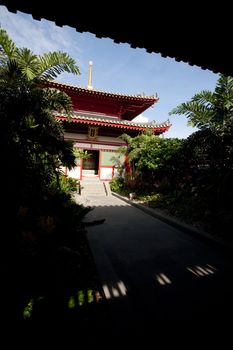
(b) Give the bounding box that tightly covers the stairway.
[80,176,111,196]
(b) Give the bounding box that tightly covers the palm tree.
[169,74,233,137]
[0,28,80,215]
[169,74,233,174]
[169,75,233,238]
[0,29,96,321]
[0,28,80,82]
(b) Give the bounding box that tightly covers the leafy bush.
[59,175,78,193]
[110,177,124,193]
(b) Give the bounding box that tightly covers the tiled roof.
[57,112,171,131]
[47,81,158,102]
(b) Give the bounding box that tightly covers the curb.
[112,192,232,255]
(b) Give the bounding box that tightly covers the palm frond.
[0,60,26,86]
[38,51,80,80]
[59,140,76,169]
[42,88,72,116]
[169,101,210,117]
[0,28,17,61]
[169,97,214,130]
[15,48,39,81]
[215,74,233,97]
[191,90,214,106]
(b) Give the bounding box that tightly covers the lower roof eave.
[57,116,171,133]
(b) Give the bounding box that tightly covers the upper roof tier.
[47,81,159,121]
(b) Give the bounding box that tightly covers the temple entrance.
[82,150,99,176]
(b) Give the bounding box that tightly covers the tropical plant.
[0,28,80,82]
[0,28,80,213]
[169,74,233,169]
[0,28,102,322]
[118,131,183,192]
[169,74,233,137]
[73,148,91,161]
[169,74,233,238]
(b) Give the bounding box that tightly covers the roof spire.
[87,61,93,90]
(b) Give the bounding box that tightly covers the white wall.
[65,132,125,145]
[100,167,113,180]
[67,166,81,179]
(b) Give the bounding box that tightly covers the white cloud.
[132,114,149,123]
[0,6,83,58]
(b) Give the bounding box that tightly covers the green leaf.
[68,296,76,309]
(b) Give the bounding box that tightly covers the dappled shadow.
[80,197,233,325]
[0,223,107,325]
[102,280,127,300]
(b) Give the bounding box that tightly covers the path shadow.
[83,200,233,327]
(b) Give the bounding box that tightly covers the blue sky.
[0,5,219,138]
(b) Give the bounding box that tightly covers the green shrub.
[59,175,78,193]
[110,177,124,193]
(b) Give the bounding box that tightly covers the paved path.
[75,194,233,331]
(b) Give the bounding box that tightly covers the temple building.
[51,62,171,181]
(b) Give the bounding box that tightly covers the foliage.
[109,177,125,193]
[129,134,182,172]
[169,74,233,184]
[0,28,80,215]
[118,131,183,192]
[169,74,233,137]
[59,174,79,193]
[73,148,90,160]
[165,74,233,239]
[118,75,233,241]
[0,29,80,82]
[0,29,102,321]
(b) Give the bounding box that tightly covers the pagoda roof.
[47,81,158,103]
[56,112,171,134]
[47,81,159,120]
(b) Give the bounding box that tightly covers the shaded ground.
[0,218,107,327]
[76,194,233,334]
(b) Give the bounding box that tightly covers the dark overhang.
[0,1,231,76]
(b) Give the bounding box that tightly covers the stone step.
[81,183,104,186]
[81,177,100,182]
[82,189,105,193]
[81,187,104,190]
[80,179,111,196]
[81,183,106,196]
[81,185,104,190]
[81,192,106,196]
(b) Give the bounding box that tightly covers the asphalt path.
[76,194,233,331]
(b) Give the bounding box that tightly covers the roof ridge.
[50,80,158,100]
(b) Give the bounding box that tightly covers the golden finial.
[87,61,93,90]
